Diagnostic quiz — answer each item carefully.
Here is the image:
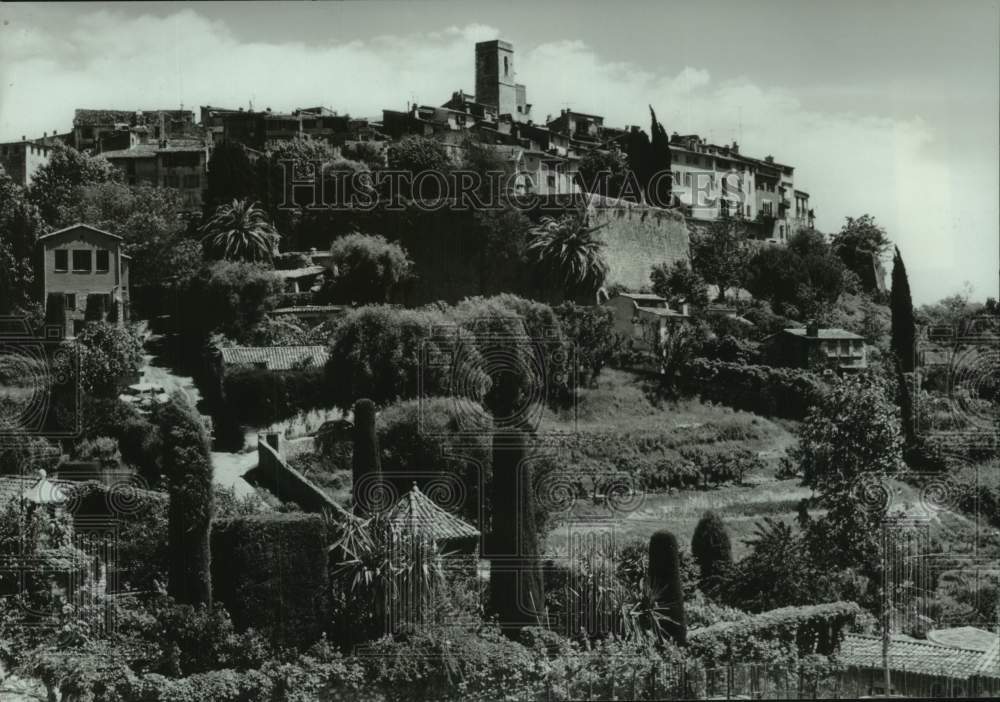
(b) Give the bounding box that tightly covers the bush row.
[221,365,329,426]
[678,360,827,420]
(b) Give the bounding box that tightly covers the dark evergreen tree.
[156,392,214,607]
[488,430,544,637]
[691,510,733,592]
[647,105,673,207]
[205,140,260,211]
[890,246,916,372]
[648,529,687,644]
[351,398,382,516]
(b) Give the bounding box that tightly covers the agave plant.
[200,198,279,263]
[527,206,609,297]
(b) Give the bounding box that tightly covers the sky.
[1,0,997,305]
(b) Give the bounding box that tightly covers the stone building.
[0,137,55,186]
[38,223,131,338]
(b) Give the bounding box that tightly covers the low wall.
[253,434,350,517]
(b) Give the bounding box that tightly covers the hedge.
[211,513,330,648]
[686,601,862,665]
[679,359,827,420]
[222,365,330,426]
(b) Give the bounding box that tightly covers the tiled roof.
[619,292,668,302]
[783,327,864,340]
[637,306,687,318]
[927,627,999,652]
[386,484,480,542]
[101,143,206,159]
[220,345,330,371]
[839,634,1000,680]
[273,266,327,280]
[0,474,72,505]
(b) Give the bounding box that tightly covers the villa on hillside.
[603,292,690,352]
[762,323,867,371]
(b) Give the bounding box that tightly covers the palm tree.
[527,206,609,299]
[200,199,278,263]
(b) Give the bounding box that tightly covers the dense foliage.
[155,393,214,606]
[178,260,284,342]
[72,321,144,396]
[691,510,733,592]
[648,529,687,644]
[211,513,330,647]
[890,245,916,372]
[327,232,414,304]
[678,359,827,420]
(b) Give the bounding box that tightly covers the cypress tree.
[648,105,673,207]
[488,430,544,637]
[890,246,916,372]
[648,529,687,644]
[691,510,733,592]
[157,392,214,607]
[351,398,382,516]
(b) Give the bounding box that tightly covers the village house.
[38,223,131,338]
[762,323,867,371]
[603,292,690,352]
[838,630,1000,698]
[100,138,209,209]
[0,136,56,186]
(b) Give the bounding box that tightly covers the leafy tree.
[798,373,904,569]
[650,260,708,309]
[474,205,532,294]
[0,171,45,312]
[890,246,916,373]
[327,232,414,304]
[577,146,630,198]
[177,261,283,342]
[386,136,452,199]
[325,305,486,411]
[73,322,144,397]
[690,219,753,301]
[830,215,891,293]
[746,229,848,317]
[340,141,386,172]
[554,302,620,386]
[154,392,214,607]
[242,315,310,346]
[205,140,260,209]
[691,510,733,593]
[28,143,119,224]
[200,199,279,263]
[527,207,609,301]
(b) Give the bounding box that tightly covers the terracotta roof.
[385,483,480,542]
[38,223,122,241]
[783,327,864,340]
[273,266,327,280]
[839,634,1000,680]
[220,345,329,371]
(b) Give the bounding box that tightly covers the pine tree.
[890,246,916,372]
[351,398,382,516]
[488,430,544,637]
[648,529,687,644]
[157,392,214,607]
[691,510,733,592]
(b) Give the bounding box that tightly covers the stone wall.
[585,194,690,292]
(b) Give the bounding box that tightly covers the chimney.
[806,321,820,337]
[765,155,774,164]
[21,135,25,141]
[731,141,739,154]
[43,131,47,138]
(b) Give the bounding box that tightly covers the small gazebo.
[384,483,480,556]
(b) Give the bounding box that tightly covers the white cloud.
[0,10,994,304]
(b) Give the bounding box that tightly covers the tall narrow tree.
[648,529,686,644]
[691,511,733,593]
[488,430,544,637]
[647,105,673,207]
[890,246,916,372]
[156,392,214,607]
[352,398,382,517]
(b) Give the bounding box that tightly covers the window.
[183,174,200,189]
[72,250,92,272]
[64,293,76,311]
[54,250,68,272]
[96,250,110,273]
[547,175,555,188]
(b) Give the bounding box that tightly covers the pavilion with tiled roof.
[384,483,480,554]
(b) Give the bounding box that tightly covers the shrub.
[222,364,328,427]
[244,315,311,346]
[177,261,284,342]
[211,513,330,648]
[686,601,862,666]
[155,393,213,607]
[554,302,620,386]
[273,251,312,270]
[691,511,733,593]
[678,359,826,419]
[697,335,759,364]
[79,397,162,484]
[73,436,122,470]
[73,321,144,396]
[648,529,686,645]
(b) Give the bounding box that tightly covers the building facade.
[763,324,867,370]
[72,109,195,153]
[0,139,54,187]
[38,224,131,338]
[101,138,208,209]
